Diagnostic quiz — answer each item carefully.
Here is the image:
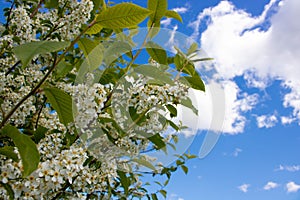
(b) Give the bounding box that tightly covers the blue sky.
[1,0,299,199]
[154,0,300,200]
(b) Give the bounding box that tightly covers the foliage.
[0,0,208,199]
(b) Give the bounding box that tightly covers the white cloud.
[224,148,242,157]
[286,182,300,193]
[168,193,185,200]
[173,7,188,14]
[275,165,300,172]
[233,148,242,157]
[264,181,279,190]
[189,0,300,125]
[281,116,296,125]
[238,184,250,193]
[256,114,278,128]
[176,80,258,135]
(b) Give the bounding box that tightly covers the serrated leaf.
[165,10,182,22]
[13,41,70,68]
[148,133,166,149]
[148,0,167,22]
[1,125,40,177]
[78,38,103,71]
[134,65,173,85]
[181,165,188,174]
[0,146,19,162]
[145,41,167,65]
[132,158,156,171]
[96,3,151,28]
[43,87,73,126]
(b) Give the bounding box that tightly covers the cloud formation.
[263,181,279,190]
[275,165,300,172]
[238,184,250,193]
[286,182,300,193]
[189,0,300,132]
[256,114,278,128]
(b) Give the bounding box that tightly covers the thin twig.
[0,20,97,129]
[5,1,15,30]
[29,0,45,19]
[5,60,20,76]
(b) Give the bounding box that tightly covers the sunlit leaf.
[165,10,182,22]
[96,3,151,28]
[148,0,167,22]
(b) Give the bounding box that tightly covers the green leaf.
[151,193,158,200]
[0,146,19,162]
[33,126,48,143]
[78,38,103,71]
[45,0,58,9]
[191,58,214,62]
[180,97,198,115]
[145,41,167,65]
[103,41,132,66]
[165,10,182,22]
[1,125,40,177]
[148,0,167,22]
[187,42,198,56]
[85,23,103,35]
[174,54,196,76]
[166,104,177,117]
[117,170,130,195]
[43,87,73,126]
[132,158,156,171]
[13,41,70,68]
[180,73,205,92]
[134,65,173,85]
[167,120,179,131]
[159,189,167,198]
[0,182,14,200]
[96,3,151,28]
[148,133,166,149]
[54,60,73,79]
[181,165,188,174]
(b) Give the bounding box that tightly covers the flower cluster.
[0,0,195,198]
